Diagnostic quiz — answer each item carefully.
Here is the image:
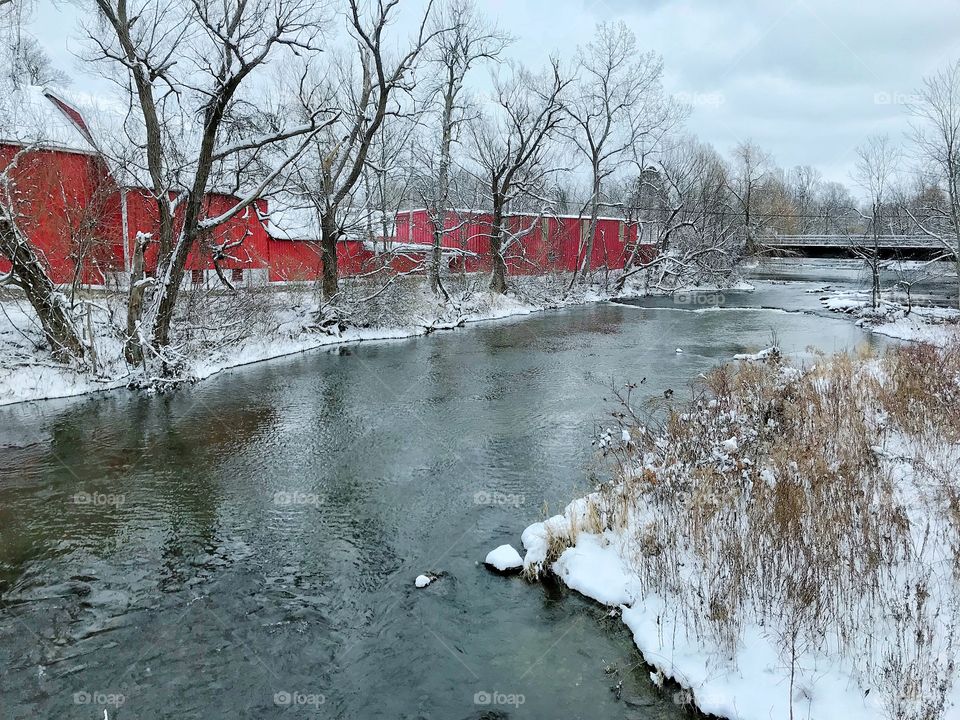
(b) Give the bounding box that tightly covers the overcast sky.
[26,0,960,185]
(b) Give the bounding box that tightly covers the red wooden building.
[0,88,294,288]
[393,208,648,275]
[1,88,651,288]
[0,88,120,286]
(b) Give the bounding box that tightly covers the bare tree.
[727,139,772,254]
[565,21,674,282]
[364,115,417,254]
[87,0,328,369]
[417,0,509,299]
[853,134,900,308]
[5,34,71,87]
[615,135,739,293]
[0,10,86,362]
[817,180,857,234]
[291,0,439,302]
[907,59,960,307]
[786,165,822,234]
[468,60,570,294]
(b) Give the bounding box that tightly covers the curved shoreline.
[0,293,560,409]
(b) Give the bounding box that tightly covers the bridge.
[761,235,956,259]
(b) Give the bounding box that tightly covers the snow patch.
[484,544,523,572]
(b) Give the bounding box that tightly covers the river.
[0,259,899,719]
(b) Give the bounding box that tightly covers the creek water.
[0,259,899,719]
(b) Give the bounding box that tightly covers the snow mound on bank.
[732,347,778,361]
[620,597,877,720]
[552,533,638,606]
[521,520,904,720]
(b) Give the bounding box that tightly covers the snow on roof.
[0,83,295,212]
[262,198,394,243]
[0,84,98,155]
[261,200,319,240]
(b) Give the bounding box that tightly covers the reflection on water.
[0,261,891,719]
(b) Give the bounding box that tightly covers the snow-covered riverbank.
[0,275,627,406]
[818,289,960,346]
[517,343,960,720]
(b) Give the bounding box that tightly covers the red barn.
[1,87,284,288]
[263,205,378,283]
[266,237,324,282]
[1,87,651,289]
[116,189,272,286]
[0,88,121,286]
[394,208,650,275]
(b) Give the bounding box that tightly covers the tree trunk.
[579,173,602,282]
[320,212,340,301]
[124,232,151,365]
[363,170,375,248]
[123,193,175,366]
[0,216,85,362]
[429,226,446,297]
[379,191,391,256]
[955,252,960,311]
[489,207,507,294]
[744,201,753,255]
[430,85,456,298]
[150,228,192,351]
[940,157,960,309]
[871,205,881,309]
[949,173,960,310]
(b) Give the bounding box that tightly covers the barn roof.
[260,199,317,240]
[0,84,99,155]
[261,195,391,243]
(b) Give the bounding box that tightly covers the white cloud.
[24,0,960,184]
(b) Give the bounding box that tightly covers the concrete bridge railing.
[763,235,956,250]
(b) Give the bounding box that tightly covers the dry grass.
[576,341,960,719]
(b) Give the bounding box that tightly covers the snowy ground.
[818,289,960,346]
[516,345,960,720]
[0,271,710,406]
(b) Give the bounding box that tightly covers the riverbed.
[0,260,894,719]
